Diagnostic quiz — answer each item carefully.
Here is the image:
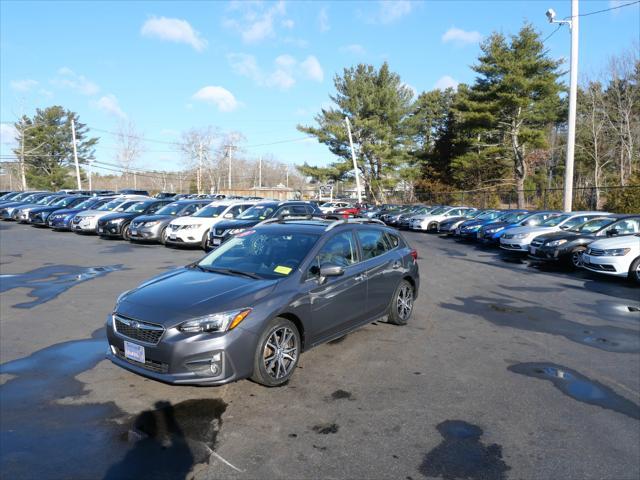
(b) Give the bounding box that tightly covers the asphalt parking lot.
[1,221,639,480]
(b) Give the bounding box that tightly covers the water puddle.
[440,296,640,354]
[508,363,640,420]
[0,332,228,478]
[0,264,124,308]
[419,420,510,480]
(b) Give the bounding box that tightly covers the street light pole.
[344,117,362,204]
[546,0,579,212]
[71,118,82,190]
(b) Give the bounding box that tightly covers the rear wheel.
[159,226,168,244]
[388,279,414,325]
[568,246,586,269]
[251,317,300,387]
[629,257,640,285]
[121,223,131,241]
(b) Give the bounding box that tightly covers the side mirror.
[606,228,618,237]
[318,263,344,285]
[224,213,234,219]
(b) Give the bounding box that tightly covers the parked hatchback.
[107,219,419,386]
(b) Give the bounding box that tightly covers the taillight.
[410,249,418,261]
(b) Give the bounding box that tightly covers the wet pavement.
[0,222,639,480]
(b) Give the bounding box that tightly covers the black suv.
[206,200,323,251]
[97,199,172,240]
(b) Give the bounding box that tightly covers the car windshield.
[125,201,152,213]
[541,214,571,227]
[75,198,99,209]
[36,196,55,205]
[155,202,185,215]
[193,204,227,218]
[571,217,614,233]
[115,201,138,212]
[197,230,320,279]
[429,207,448,215]
[237,205,276,220]
[499,212,523,223]
[51,196,71,206]
[520,212,549,224]
[98,200,125,211]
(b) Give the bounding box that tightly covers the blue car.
[477,210,561,244]
[28,195,91,226]
[47,196,114,230]
[0,192,52,219]
[455,210,509,239]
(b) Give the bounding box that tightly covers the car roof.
[253,217,396,234]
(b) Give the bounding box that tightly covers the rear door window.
[309,231,359,276]
[357,229,393,260]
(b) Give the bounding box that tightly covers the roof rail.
[256,214,326,226]
[325,217,386,231]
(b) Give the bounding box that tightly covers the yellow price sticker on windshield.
[274,265,292,275]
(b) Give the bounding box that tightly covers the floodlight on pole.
[344,117,363,204]
[546,0,579,212]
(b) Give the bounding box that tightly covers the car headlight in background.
[601,248,631,256]
[513,233,529,239]
[144,221,159,227]
[82,215,95,220]
[179,308,252,333]
[546,239,568,247]
[485,227,504,234]
[108,218,125,224]
[184,224,202,230]
[229,228,245,235]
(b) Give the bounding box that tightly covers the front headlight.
[83,215,95,220]
[486,227,504,234]
[41,211,52,219]
[229,228,245,235]
[184,224,202,230]
[144,221,159,227]
[469,225,481,230]
[513,233,529,239]
[547,239,568,247]
[109,217,125,224]
[179,308,252,333]
[602,248,631,256]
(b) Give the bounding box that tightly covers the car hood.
[589,235,640,250]
[30,205,64,213]
[215,219,260,231]
[75,209,115,218]
[50,207,84,216]
[133,214,175,223]
[507,226,556,236]
[115,268,278,326]
[170,215,222,226]
[481,221,511,231]
[100,212,139,222]
[533,231,583,242]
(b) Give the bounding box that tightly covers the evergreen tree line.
[298,24,639,210]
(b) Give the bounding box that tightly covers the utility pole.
[258,156,262,188]
[20,131,27,190]
[344,117,362,203]
[286,167,289,188]
[71,118,82,190]
[88,160,92,190]
[546,1,578,212]
[197,142,203,194]
[227,145,233,191]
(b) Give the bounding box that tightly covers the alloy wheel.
[571,250,584,268]
[263,327,298,380]
[396,284,413,320]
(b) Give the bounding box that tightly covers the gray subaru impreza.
[106,218,420,387]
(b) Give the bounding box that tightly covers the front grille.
[115,347,169,373]
[502,233,514,239]
[531,239,544,247]
[170,224,180,231]
[72,216,82,224]
[587,248,605,256]
[502,243,523,249]
[215,228,227,236]
[113,314,164,345]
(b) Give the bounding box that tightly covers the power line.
[542,24,563,43]
[574,0,639,17]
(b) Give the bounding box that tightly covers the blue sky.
[1,0,638,173]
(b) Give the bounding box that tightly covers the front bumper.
[500,238,531,251]
[129,224,163,242]
[581,253,630,277]
[71,217,98,233]
[165,229,203,246]
[48,216,73,230]
[97,222,124,237]
[106,314,259,385]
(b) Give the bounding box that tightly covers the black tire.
[567,246,586,269]
[201,229,210,251]
[428,222,437,232]
[159,226,168,245]
[629,257,640,285]
[121,223,131,241]
[251,317,301,387]
[388,279,414,325]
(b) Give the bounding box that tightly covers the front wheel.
[568,246,586,269]
[159,226,168,245]
[251,318,300,387]
[629,257,640,285]
[121,223,131,241]
[388,279,414,325]
[201,229,210,250]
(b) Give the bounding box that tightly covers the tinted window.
[608,218,640,235]
[561,216,595,229]
[310,231,358,273]
[385,232,399,248]
[193,204,227,217]
[571,218,613,233]
[238,205,276,220]
[357,229,392,260]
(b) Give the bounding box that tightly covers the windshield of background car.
[198,230,320,279]
[36,196,55,205]
[54,196,78,207]
[74,198,97,209]
[125,201,150,213]
[193,204,227,217]
[607,218,640,234]
[237,205,276,220]
[500,212,525,223]
[571,217,614,233]
[98,200,125,211]
[541,214,571,227]
[476,211,497,220]
[156,202,184,215]
[115,201,138,212]
[429,207,447,215]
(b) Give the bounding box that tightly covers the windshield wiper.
[207,267,262,280]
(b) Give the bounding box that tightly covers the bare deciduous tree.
[115,121,145,188]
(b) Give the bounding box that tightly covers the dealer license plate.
[169,234,177,240]
[530,246,537,255]
[212,238,221,246]
[124,341,145,364]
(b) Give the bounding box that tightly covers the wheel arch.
[276,312,306,351]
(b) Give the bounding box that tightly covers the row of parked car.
[367,203,640,285]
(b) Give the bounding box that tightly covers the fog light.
[110,345,117,355]
[210,353,223,375]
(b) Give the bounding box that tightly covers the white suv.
[410,207,474,232]
[165,200,256,248]
[582,234,640,284]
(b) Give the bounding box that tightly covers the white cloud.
[434,75,459,91]
[10,79,38,92]
[141,16,207,51]
[301,55,324,82]
[192,86,239,112]
[0,123,18,146]
[442,27,482,46]
[51,68,100,95]
[340,44,366,55]
[228,53,323,90]
[367,1,415,25]
[224,1,290,43]
[318,7,330,32]
[95,94,127,118]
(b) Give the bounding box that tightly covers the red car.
[330,203,372,219]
